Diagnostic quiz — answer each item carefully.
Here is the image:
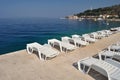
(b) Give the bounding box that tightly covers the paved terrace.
[0,32,120,80]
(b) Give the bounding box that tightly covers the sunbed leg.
[77,61,80,70]
[83,65,85,73]
[26,46,32,54]
[38,51,42,60]
[98,53,102,60]
[60,44,62,52]
[108,46,110,51]
[86,66,91,74]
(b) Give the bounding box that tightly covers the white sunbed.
[117,27,120,31]
[105,59,120,68]
[77,57,120,80]
[111,27,120,32]
[108,44,120,52]
[116,27,120,31]
[72,34,92,43]
[61,36,75,45]
[97,30,112,37]
[48,39,76,52]
[97,31,106,37]
[62,36,89,47]
[97,50,120,68]
[90,32,104,39]
[26,42,59,60]
[82,34,96,43]
[98,50,120,60]
[104,30,113,35]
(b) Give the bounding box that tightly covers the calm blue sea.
[0,18,120,54]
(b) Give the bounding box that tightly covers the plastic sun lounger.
[97,31,107,37]
[48,39,76,52]
[61,36,74,44]
[98,50,120,59]
[104,30,113,35]
[72,34,96,43]
[97,30,113,37]
[72,37,89,46]
[105,59,120,68]
[108,45,120,52]
[110,27,120,34]
[90,32,104,39]
[72,34,92,43]
[97,50,120,68]
[98,50,120,61]
[82,34,96,43]
[26,42,59,60]
[62,36,89,47]
[77,57,120,80]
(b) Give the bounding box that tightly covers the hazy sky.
[0,0,120,18]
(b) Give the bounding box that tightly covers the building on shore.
[65,14,119,21]
[65,15,79,20]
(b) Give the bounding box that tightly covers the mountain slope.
[75,4,120,18]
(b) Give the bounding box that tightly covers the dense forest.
[75,4,120,18]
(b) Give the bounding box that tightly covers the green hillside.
[75,4,120,18]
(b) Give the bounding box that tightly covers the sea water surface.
[0,18,120,54]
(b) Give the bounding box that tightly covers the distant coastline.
[65,4,120,22]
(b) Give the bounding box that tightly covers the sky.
[0,0,120,18]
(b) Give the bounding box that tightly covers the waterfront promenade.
[0,32,120,80]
